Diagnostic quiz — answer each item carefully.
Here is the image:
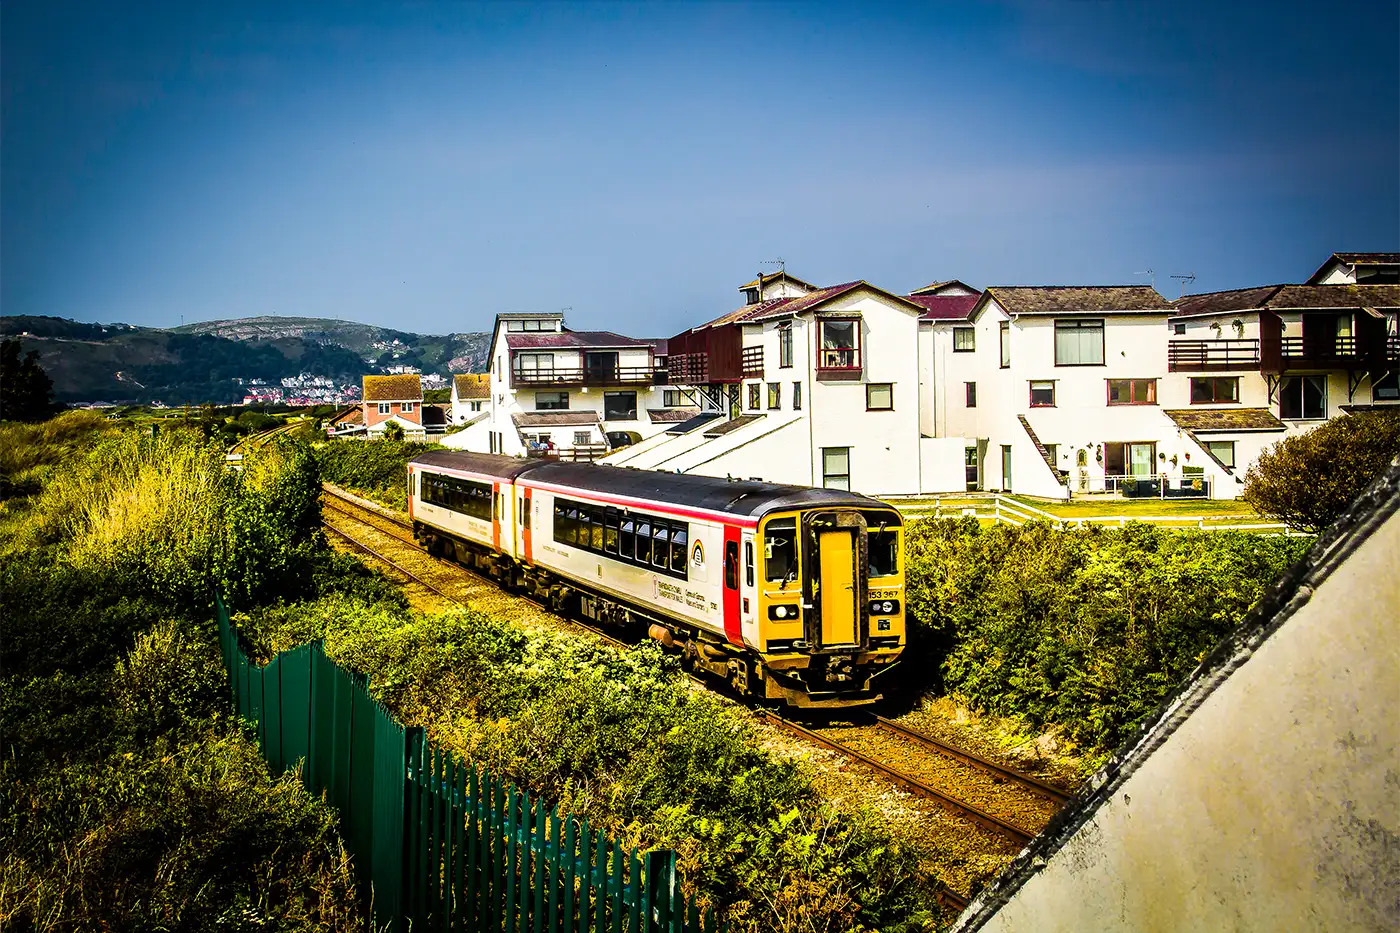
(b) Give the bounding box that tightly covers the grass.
[1006,495,1262,520]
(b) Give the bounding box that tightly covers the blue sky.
[3,1,1396,337]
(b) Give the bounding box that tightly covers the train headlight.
[868,599,900,615]
[768,604,799,620]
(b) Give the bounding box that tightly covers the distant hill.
[0,314,491,405]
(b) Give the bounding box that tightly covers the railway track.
[319,484,1068,911]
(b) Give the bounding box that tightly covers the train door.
[740,531,758,645]
[520,486,533,563]
[816,529,858,647]
[722,526,742,645]
[491,482,502,552]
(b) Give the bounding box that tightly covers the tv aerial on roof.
[1170,273,1197,297]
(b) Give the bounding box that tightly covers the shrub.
[1243,411,1400,533]
[904,518,1309,751]
[315,438,437,510]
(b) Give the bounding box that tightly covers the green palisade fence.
[215,595,722,933]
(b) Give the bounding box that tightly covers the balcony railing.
[1388,334,1399,360]
[511,366,662,388]
[1167,339,1260,371]
[816,347,861,380]
[1280,335,1357,359]
[741,345,764,378]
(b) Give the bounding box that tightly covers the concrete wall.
[956,467,1400,933]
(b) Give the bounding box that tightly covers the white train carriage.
[406,451,906,708]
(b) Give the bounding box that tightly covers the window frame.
[573,431,591,446]
[401,401,415,413]
[817,318,861,371]
[965,382,977,408]
[778,323,794,368]
[767,382,781,410]
[1373,371,1399,401]
[603,391,638,421]
[1279,374,1326,420]
[535,391,569,411]
[822,447,851,491]
[662,389,683,407]
[1205,440,1236,468]
[1029,380,1057,407]
[1189,376,1240,405]
[1054,319,1106,367]
[792,381,802,411]
[377,402,390,415]
[953,327,976,352]
[866,383,894,411]
[999,321,1010,368]
[748,383,761,410]
[1106,378,1158,406]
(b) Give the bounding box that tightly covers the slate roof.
[647,408,701,423]
[1172,284,1400,317]
[362,374,423,401]
[907,293,981,321]
[512,411,601,428]
[738,271,817,292]
[1306,252,1400,283]
[981,286,1171,317]
[453,374,490,399]
[1163,408,1287,433]
[703,414,764,437]
[506,331,655,350]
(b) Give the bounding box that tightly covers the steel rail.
[320,518,464,607]
[869,715,1073,806]
[760,711,1035,846]
[322,499,418,545]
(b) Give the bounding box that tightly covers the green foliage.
[1243,411,1400,533]
[237,598,929,932]
[0,409,110,500]
[903,518,1310,751]
[0,415,363,930]
[1,338,60,422]
[315,437,437,510]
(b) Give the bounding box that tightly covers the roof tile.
[362,374,423,401]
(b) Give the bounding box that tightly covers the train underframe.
[413,522,896,709]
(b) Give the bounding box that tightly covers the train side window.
[521,496,529,529]
[652,526,670,570]
[724,541,739,590]
[635,522,652,565]
[764,518,798,582]
[590,512,605,551]
[578,512,593,551]
[744,541,754,587]
[604,510,619,554]
[565,508,580,545]
[669,528,687,575]
[619,518,635,560]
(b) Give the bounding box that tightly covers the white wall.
[960,488,1400,933]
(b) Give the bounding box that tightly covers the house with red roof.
[362,374,425,440]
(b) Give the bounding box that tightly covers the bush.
[315,438,438,510]
[904,518,1309,751]
[1243,411,1400,533]
[236,597,931,931]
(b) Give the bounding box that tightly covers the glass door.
[1001,445,1012,492]
[1128,443,1156,477]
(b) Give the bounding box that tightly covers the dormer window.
[506,319,559,333]
[743,288,761,305]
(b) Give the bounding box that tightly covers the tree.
[0,339,59,422]
[1243,411,1400,533]
[381,420,405,442]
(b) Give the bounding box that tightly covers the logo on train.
[691,540,704,568]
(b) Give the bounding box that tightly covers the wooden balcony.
[1261,335,1361,373]
[510,366,663,389]
[741,345,764,378]
[1167,339,1261,371]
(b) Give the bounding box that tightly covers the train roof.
[408,450,892,519]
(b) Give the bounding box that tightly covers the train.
[406,450,905,708]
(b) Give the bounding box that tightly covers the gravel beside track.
[318,484,1049,909]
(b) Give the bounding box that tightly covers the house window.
[470,401,483,411]
[535,391,569,410]
[1029,380,1056,407]
[514,353,554,380]
[1173,323,1186,335]
[1190,377,1239,404]
[1107,379,1157,405]
[953,327,976,352]
[603,391,637,420]
[402,402,415,413]
[792,381,802,410]
[748,383,761,410]
[818,319,860,369]
[1205,440,1236,468]
[1055,319,1105,366]
[965,446,979,491]
[965,382,977,407]
[779,324,793,368]
[999,321,1010,368]
[767,382,781,409]
[866,383,893,410]
[1044,444,1058,465]
[822,447,851,491]
[377,402,390,415]
[1279,375,1326,419]
[662,389,683,407]
[573,431,591,445]
[1373,372,1399,401]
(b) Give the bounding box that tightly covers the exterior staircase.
[1018,415,1068,487]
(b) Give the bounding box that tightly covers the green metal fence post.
[644,851,675,933]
